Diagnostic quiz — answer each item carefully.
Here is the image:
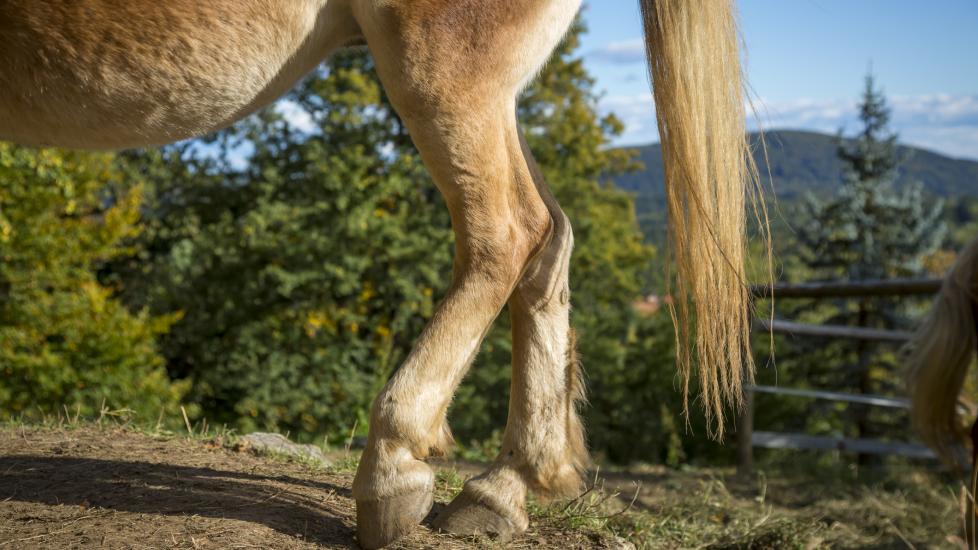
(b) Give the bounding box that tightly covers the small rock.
[610,536,636,550]
[236,432,331,466]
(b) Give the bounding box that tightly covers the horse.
[0,1,755,547]
[908,237,978,460]
[906,237,978,539]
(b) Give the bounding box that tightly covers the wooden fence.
[736,278,943,475]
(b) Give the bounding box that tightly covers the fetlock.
[352,439,434,501]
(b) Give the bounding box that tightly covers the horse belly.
[0,0,346,150]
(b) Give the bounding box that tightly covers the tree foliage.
[0,144,185,420]
[115,51,453,438]
[797,75,945,282]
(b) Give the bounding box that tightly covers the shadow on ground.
[0,456,357,547]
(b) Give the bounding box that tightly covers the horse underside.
[0,0,357,149]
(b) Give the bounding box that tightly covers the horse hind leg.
[351,111,552,547]
[433,129,587,541]
[349,5,583,549]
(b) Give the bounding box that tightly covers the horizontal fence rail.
[750,278,943,299]
[754,319,913,342]
[746,384,972,414]
[736,276,946,474]
[751,431,936,459]
[745,384,911,408]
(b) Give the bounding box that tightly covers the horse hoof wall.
[356,488,433,549]
[432,491,525,542]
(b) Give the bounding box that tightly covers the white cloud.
[751,97,852,134]
[900,125,978,160]
[755,94,978,159]
[598,92,658,144]
[599,92,978,160]
[892,94,978,126]
[587,38,646,64]
[275,99,318,134]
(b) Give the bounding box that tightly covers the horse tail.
[908,238,978,463]
[639,0,761,438]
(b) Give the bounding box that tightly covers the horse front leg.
[433,130,587,541]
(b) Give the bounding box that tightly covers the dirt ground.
[0,426,625,549]
[0,424,961,549]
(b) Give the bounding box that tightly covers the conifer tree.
[791,73,945,451]
[798,74,944,282]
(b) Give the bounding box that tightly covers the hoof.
[356,488,433,549]
[433,490,526,542]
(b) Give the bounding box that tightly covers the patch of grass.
[435,467,466,499]
[1,401,236,443]
[328,453,362,474]
[528,465,958,549]
[601,483,827,549]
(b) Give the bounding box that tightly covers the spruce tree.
[799,74,944,282]
[790,73,945,454]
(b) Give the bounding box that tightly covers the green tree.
[0,144,185,420]
[782,74,945,451]
[798,75,945,281]
[945,197,978,249]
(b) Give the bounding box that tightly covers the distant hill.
[611,129,978,239]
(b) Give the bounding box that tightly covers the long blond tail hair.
[639,0,762,438]
[908,238,978,462]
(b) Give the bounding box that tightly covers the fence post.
[736,388,754,476]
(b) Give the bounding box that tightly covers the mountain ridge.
[610,129,978,238]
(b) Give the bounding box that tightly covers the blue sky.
[578,1,978,160]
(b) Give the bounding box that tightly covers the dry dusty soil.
[0,424,962,549]
[0,426,627,549]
